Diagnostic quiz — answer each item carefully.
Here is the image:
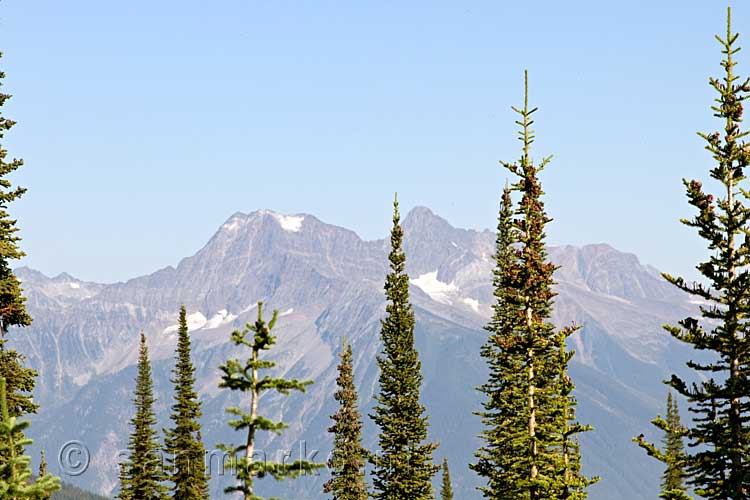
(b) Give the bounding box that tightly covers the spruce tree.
[553,330,597,500]
[370,196,439,500]
[440,458,454,500]
[472,72,594,499]
[634,392,690,500]
[324,340,367,500]
[471,185,529,499]
[116,463,131,500]
[663,393,688,497]
[118,332,166,500]
[0,49,37,424]
[38,451,51,500]
[164,306,208,500]
[218,301,323,500]
[0,47,38,482]
[0,377,59,499]
[648,7,750,499]
[0,51,31,338]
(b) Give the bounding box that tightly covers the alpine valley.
[14,207,699,499]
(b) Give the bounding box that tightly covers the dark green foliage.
[472,184,529,498]
[634,392,690,500]
[552,331,597,500]
[0,49,36,435]
[118,333,166,500]
[370,197,439,500]
[655,8,750,500]
[0,50,31,338]
[164,306,209,500]
[0,46,31,345]
[0,346,37,418]
[472,72,594,499]
[324,341,368,500]
[218,302,323,500]
[440,458,453,500]
[0,377,60,499]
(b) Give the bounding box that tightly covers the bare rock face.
[13,208,697,499]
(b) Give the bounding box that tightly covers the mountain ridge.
[11,206,695,499]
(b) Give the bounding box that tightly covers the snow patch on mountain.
[222,217,243,232]
[462,297,480,313]
[204,309,238,329]
[411,271,458,304]
[163,311,209,334]
[270,212,304,232]
[69,282,81,289]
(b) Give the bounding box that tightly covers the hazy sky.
[1,1,746,282]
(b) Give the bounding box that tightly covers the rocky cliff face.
[13,207,697,499]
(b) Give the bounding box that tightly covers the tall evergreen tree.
[118,333,166,500]
[38,451,51,500]
[218,302,323,500]
[440,458,454,500]
[370,196,439,500]
[324,340,368,500]
[647,7,750,499]
[0,51,31,338]
[164,306,208,500]
[0,49,37,424]
[472,185,529,499]
[472,72,594,499]
[0,377,59,499]
[634,392,690,500]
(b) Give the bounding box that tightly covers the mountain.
[11,207,698,499]
[53,482,109,500]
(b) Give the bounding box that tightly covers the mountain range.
[11,206,700,499]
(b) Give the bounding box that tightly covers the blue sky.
[1,1,746,282]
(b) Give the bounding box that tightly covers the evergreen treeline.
[8,5,750,500]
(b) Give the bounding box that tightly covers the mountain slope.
[13,207,696,499]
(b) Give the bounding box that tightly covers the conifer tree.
[0,377,59,499]
[118,333,166,500]
[634,392,690,500]
[472,185,529,499]
[472,72,594,499]
[38,451,51,500]
[0,52,31,339]
[164,306,208,500]
[648,7,750,499]
[116,463,131,500]
[218,302,323,500]
[370,196,439,500]
[553,330,597,500]
[0,49,37,424]
[324,340,367,500]
[440,458,454,500]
